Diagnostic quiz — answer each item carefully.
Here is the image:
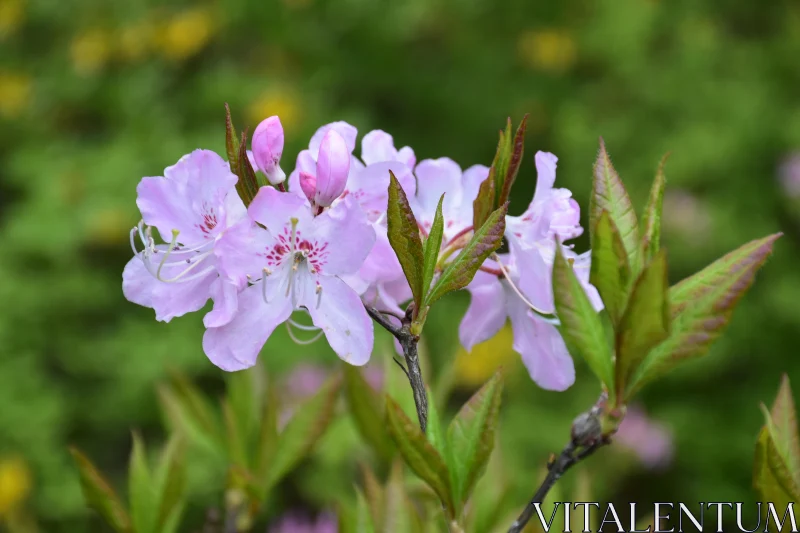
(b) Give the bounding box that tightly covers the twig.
[365,305,429,432]
[506,399,612,533]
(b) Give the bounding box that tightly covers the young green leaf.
[754,426,800,511]
[387,171,425,312]
[425,203,507,306]
[422,194,445,300]
[236,130,261,204]
[615,251,670,397]
[640,154,669,263]
[626,233,780,399]
[153,435,186,532]
[590,139,640,274]
[498,115,528,206]
[589,210,631,325]
[446,372,504,511]
[222,399,248,468]
[384,395,455,518]
[70,448,132,533]
[224,103,240,173]
[552,244,615,392]
[254,376,279,487]
[472,174,496,231]
[425,395,447,461]
[344,365,395,463]
[267,376,341,489]
[384,460,415,533]
[129,433,155,533]
[354,487,377,533]
[767,375,800,484]
[492,120,512,196]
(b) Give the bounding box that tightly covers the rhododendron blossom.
[123,149,248,327]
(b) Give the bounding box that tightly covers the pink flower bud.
[314,130,350,207]
[299,171,317,204]
[252,116,286,185]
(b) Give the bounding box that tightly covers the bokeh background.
[1,0,799,530]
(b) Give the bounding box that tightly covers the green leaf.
[426,203,507,306]
[384,460,414,533]
[160,373,223,457]
[767,375,800,484]
[222,399,248,468]
[590,138,640,274]
[153,435,186,532]
[422,194,445,300]
[385,395,454,518]
[754,425,800,510]
[344,365,395,463]
[425,394,447,460]
[254,377,279,487]
[492,120,512,196]
[129,433,155,533]
[640,154,668,263]
[615,251,670,397]
[472,173,496,231]
[354,487,377,533]
[236,130,261,205]
[70,448,132,533]
[387,170,425,312]
[267,376,341,488]
[225,367,261,458]
[224,103,240,173]
[627,233,781,399]
[552,244,615,391]
[447,372,504,512]
[589,210,631,325]
[498,115,528,206]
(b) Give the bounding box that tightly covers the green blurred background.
[1,0,799,530]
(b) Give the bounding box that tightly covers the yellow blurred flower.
[86,208,135,245]
[454,325,516,387]
[0,72,31,119]
[0,0,24,38]
[247,89,302,129]
[157,7,214,61]
[71,29,111,75]
[118,19,155,63]
[0,456,32,517]
[517,29,577,74]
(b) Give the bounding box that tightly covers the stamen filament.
[491,253,559,323]
[286,320,324,345]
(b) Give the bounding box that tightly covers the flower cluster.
[123,117,600,390]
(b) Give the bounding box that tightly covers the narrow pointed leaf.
[425,394,447,461]
[387,171,425,311]
[422,195,445,299]
[385,396,454,518]
[360,464,384,529]
[129,433,155,533]
[236,130,261,204]
[627,233,780,399]
[70,448,132,533]
[254,375,279,485]
[472,174,496,230]
[384,460,414,533]
[591,139,640,273]
[615,251,670,396]
[641,154,668,262]
[589,210,631,325]
[223,399,248,467]
[498,115,528,206]
[492,120,512,196]
[354,487,377,533]
[224,103,239,173]
[447,372,504,511]
[344,365,395,463]
[768,375,800,484]
[153,435,186,531]
[754,427,800,510]
[426,203,507,306]
[267,376,341,488]
[225,367,261,455]
[552,244,615,390]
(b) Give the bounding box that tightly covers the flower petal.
[361,130,398,165]
[313,197,376,277]
[414,158,463,217]
[248,186,311,234]
[203,277,239,328]
[459,271,507,352]
[304,275,374,366]
[203,284,293,371]
[533,151,558,202]
[309,121,358,157]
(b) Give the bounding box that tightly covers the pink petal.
[397,146,416,169]
[203,277,239,328]
[248,186,311,234]
[414,158,463,218]
[309,121,358,157]
[313,197,376,277]
[459,271,507,352]
[252,116,286,184]
[122,254,215,322]
[214,218,272,287]
[507,237,555,314]
[347,161,415,218]
[533,151,558,201]
[315,130,350,207]
[361,130,398,165]
[203,284,293,371]
[299,171,317,203]
[305,275,374,366]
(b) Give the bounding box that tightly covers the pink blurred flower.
[269,510,337,533]
[779,153,800,198]
[615,406,674,469]
[662,190,712,245]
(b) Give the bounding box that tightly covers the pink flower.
[203,187,376,371]
[313,130,350,207]
[615,406,674,469]
[458,151,601,390]
[123,150,248,327]
[269,511,337,533]
[252,116,286,184]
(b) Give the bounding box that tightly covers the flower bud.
[299,171,317,204]
[314,130,350,207]
[252,116,286,184]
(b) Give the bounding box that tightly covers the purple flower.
[269,511,338,533]
[615,406,674,469]
[252,116,286,185]
[123,149,248,327]
[203,186,376,370]
[458,151,601,390]
[313,130,350,208]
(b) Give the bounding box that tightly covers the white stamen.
[492,252,559,322]
[261,268,272,304]
[286,320,324,345]
[288,317,320,331]
[315,282,323,309]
